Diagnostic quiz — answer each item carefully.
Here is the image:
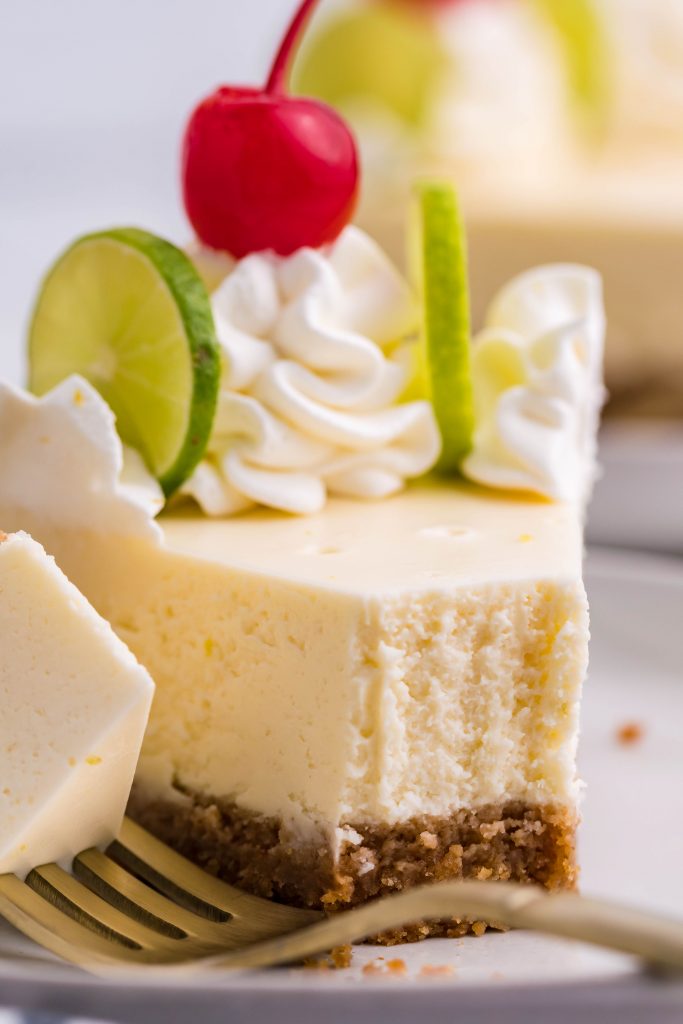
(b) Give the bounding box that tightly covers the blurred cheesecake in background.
[295,0,683,418]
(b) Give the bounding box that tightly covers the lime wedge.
[415,181,474,473]
[28,228,220,497]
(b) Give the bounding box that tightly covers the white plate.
[0,548,682,1023]
[588,421,683,555]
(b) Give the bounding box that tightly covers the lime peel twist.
[416,180,475,474]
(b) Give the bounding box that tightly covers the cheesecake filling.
[0,483,587,854]
[131,574,586,843]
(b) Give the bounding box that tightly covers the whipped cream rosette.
[182,227,441,516]
[462,265,605,504]
[0,376,163,538]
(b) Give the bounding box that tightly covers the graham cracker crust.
[130,791,577,944]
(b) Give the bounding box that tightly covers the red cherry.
[182,0,360,258]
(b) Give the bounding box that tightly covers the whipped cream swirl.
[462,265,605,504]
[0,377,163,539]
[182,228,440,516]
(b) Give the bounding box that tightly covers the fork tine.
[74,849,239,946]
[0,873,143,970]
[28,864,187,956]
[117,818,319,935]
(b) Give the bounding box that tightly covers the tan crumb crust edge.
[130,790,577,945]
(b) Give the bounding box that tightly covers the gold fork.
[1,817,683,975]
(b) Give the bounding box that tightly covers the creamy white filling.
[181,228,441,516]
[132,566,587,836]
[0,482,587,841]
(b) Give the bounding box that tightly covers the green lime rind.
[416,180,474,474]
[292,5,448,131]
[531,0,611,138]
[28,227,220,498]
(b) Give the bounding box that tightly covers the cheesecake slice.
[0,530,154,876]
[2,484,587,940]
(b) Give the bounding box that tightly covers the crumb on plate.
[303,945,353,970]
[418,965,456,978]
[331,945,353,969]
[617,722,644,745]
[362,957,408,977]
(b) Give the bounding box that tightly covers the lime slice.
[293,5,448,131]
[532,0,610,138]
[28,228,220,497]
[415,181,474,473]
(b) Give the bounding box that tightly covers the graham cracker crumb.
[479,821,505,840]
[130,792,577,946]
[331,945,353,969]
[302,958,331,971]
[303,945,353,971]
[617,722,644,745]
[419,965,456,978]
[362,960,386,977]
[387,958,408,976]
[362,957,407,977]
[472,921,487,937]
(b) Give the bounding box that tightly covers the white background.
[0,0,306,384]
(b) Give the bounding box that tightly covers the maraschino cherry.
[182,0,360,258]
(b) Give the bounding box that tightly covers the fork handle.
[515,889,683,972]
[196,882,683,972]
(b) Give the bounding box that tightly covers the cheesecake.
[0,477,587,940]
[0,531,154,876]
[0,246,600,939]
[0,0,604,940]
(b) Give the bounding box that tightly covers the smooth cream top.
[162,480,583,594]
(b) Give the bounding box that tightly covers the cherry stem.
[266,0,320,94]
